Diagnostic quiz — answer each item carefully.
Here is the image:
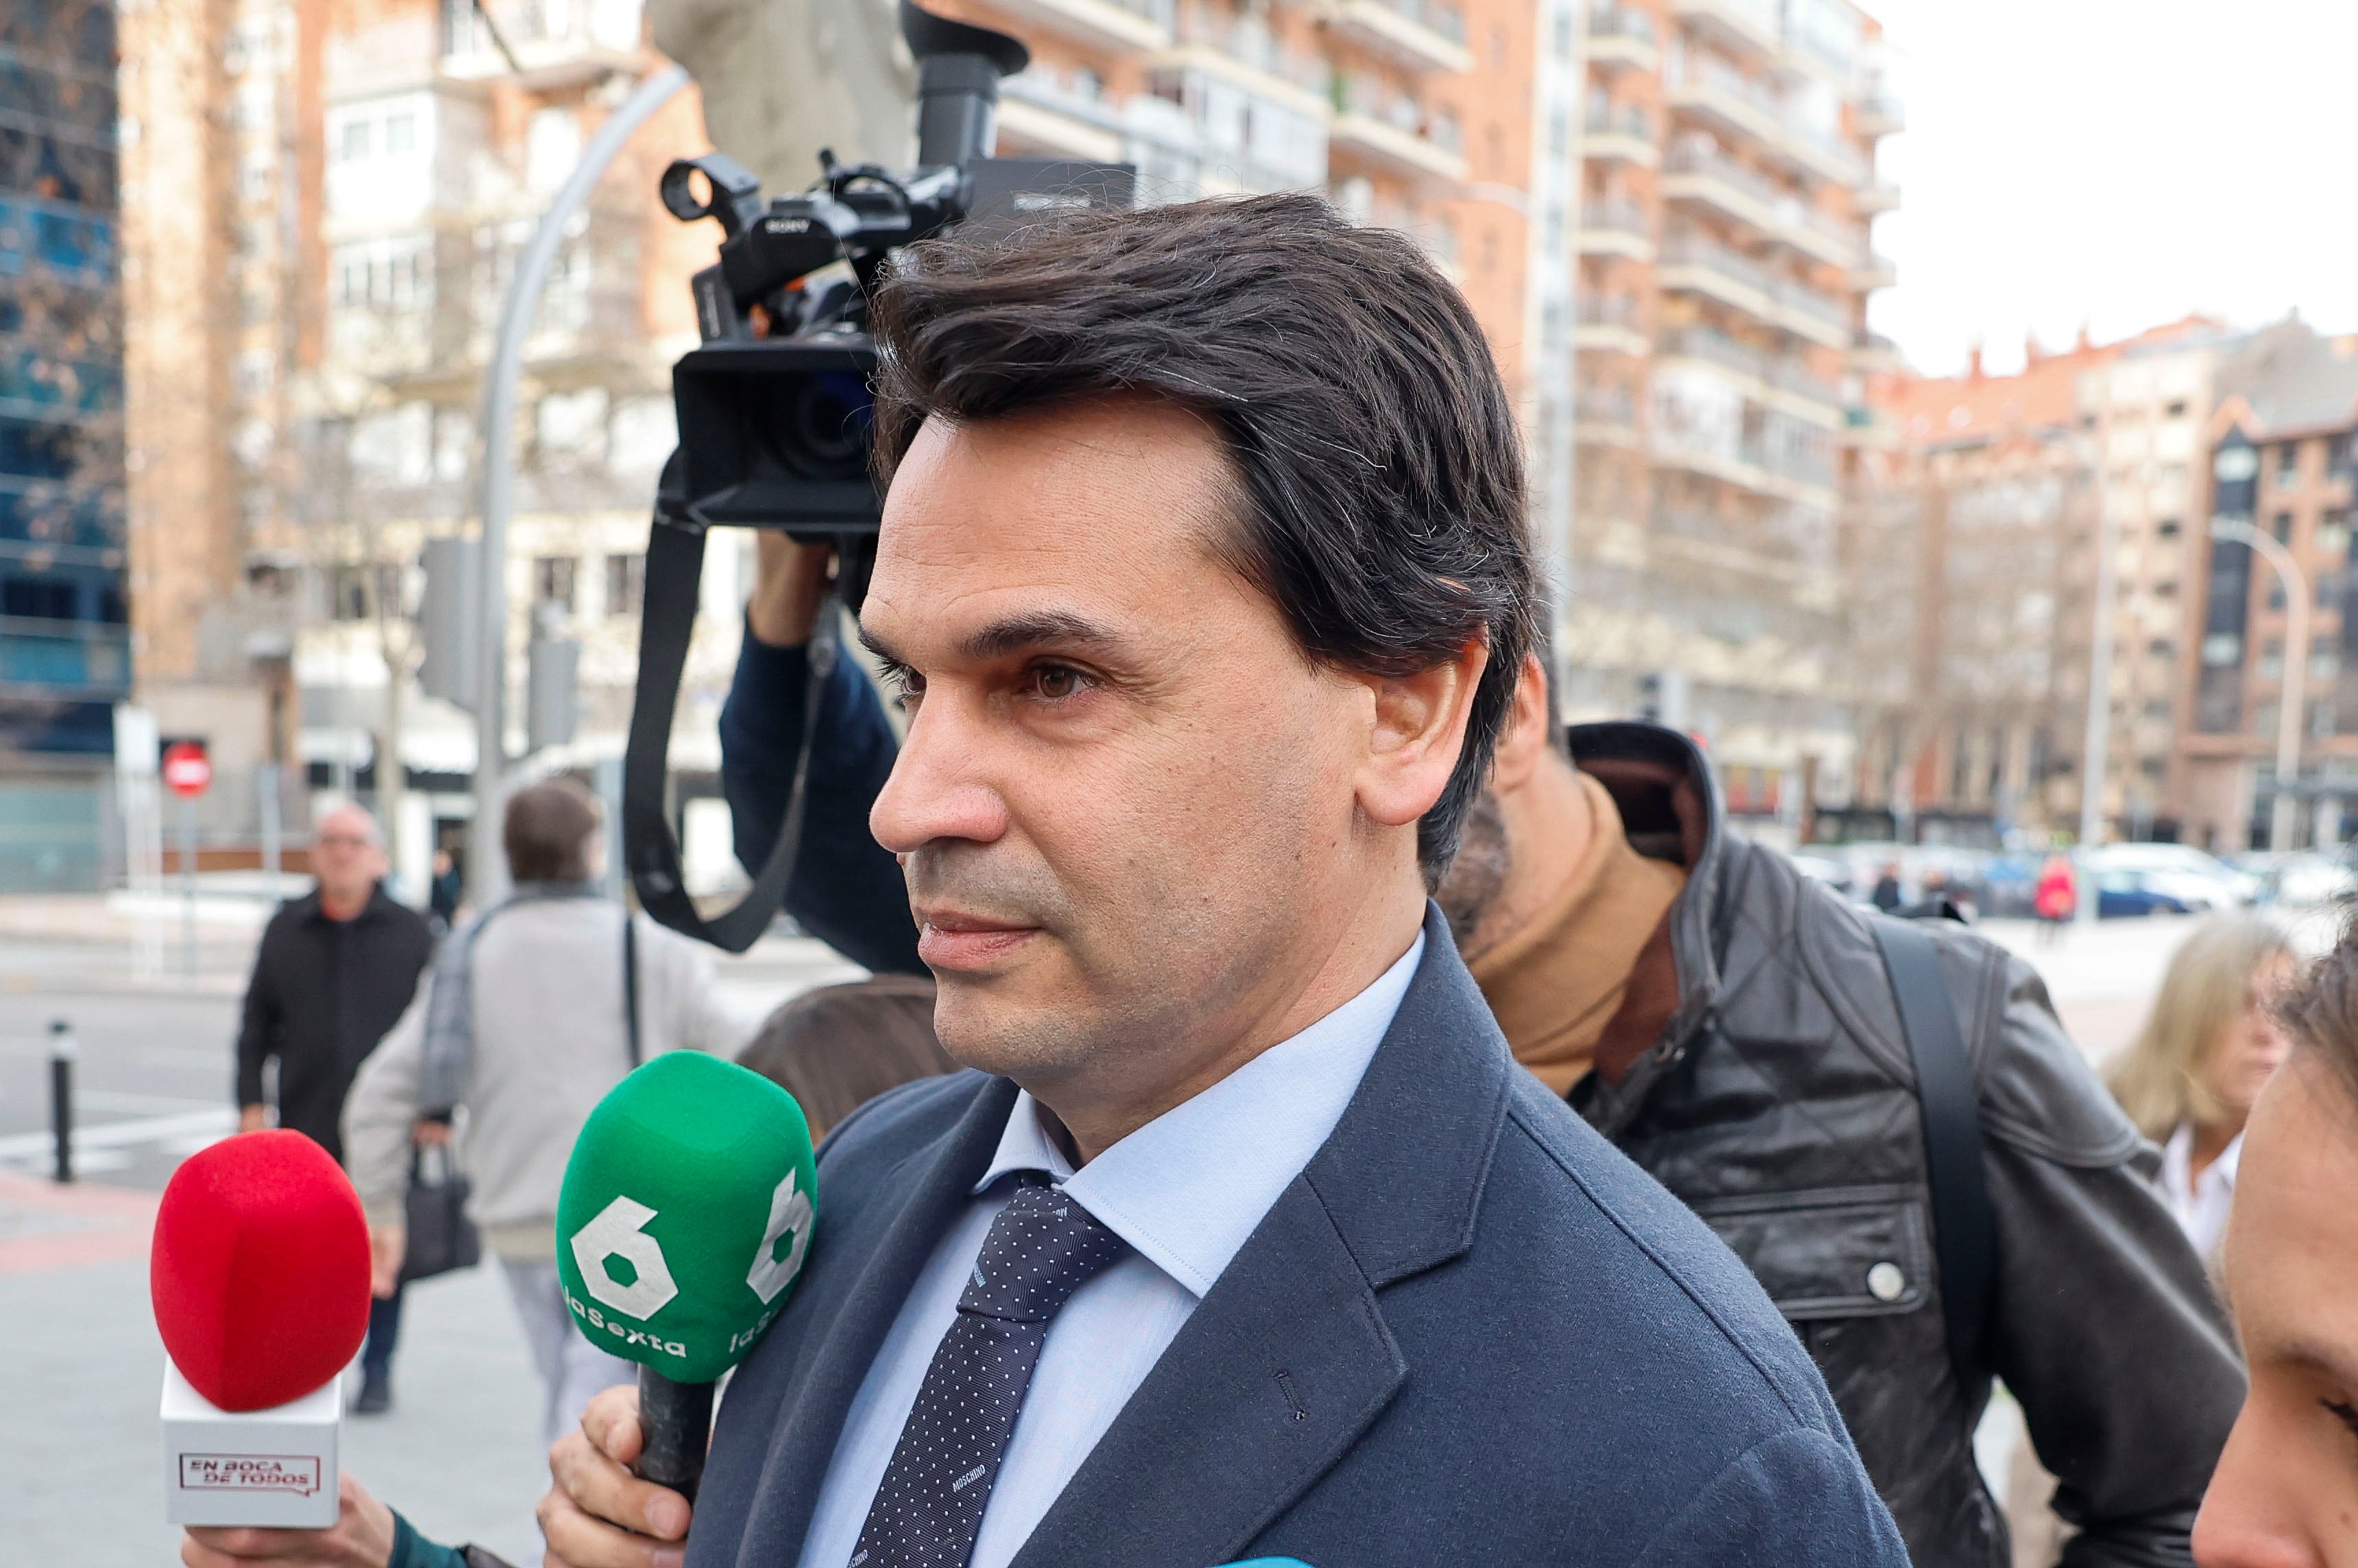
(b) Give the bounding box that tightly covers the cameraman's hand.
[539,1384,691,1568]
[182,1470,396,1567]
[746,533,834,649]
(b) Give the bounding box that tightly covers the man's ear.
[1485,651,1553,796]
[1356,636,1490,829]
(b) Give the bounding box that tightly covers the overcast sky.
[1866,0,2358,379]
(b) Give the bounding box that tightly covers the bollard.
[48,1018,75,1184]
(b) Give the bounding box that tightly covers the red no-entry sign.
[161,741,212,798]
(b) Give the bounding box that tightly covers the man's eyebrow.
[956,610,1127,663]
[2278,1337,2358,1392]
[855,610,1128,670]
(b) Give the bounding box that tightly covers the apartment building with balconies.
[2175,323,2358,853]
[1841,317,2259,847]
[119,0,749,893]
[1548,0,1898,838]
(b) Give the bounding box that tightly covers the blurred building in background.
[1548,0,1899,841]
[0,0,127,892]
[119,0,745,896]
[2176,323,2358,853]
[88,0,1921,896]
[1839,320,2263,848]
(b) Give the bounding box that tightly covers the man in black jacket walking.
[235,803,433,1413]
[716,556,2241,1567]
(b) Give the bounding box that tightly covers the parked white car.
[2084,844,2260,910]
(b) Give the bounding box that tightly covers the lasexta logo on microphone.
[555,1053,820,1382]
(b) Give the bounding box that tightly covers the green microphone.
[556,1051,818,1500]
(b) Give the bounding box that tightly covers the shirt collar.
[972,929,1426,1298]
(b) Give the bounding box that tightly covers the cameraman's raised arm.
[720,535,923,976]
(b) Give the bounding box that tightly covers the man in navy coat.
[539,194,1906,1568]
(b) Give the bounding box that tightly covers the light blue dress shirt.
[792,931,1425,1568]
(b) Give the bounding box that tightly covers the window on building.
[1553,8,1572,59]
[2324,509,2351,556]
[605,553,644,619]
[2315,649,2342,682]
[2273,511,2294,542]
[2144,699,2173,720]
[2156,518,2181,538]
[1071,66,1102,102]
[2277,443,2302,488]
[2152,637,2178,659]
[2154,580,2178,598]
[534,556,576,613]
[385,112,415,154]
[2262,637,2285,678]
[2165,400,2188,418]
[340,117,371,162]
[1,575,77,620]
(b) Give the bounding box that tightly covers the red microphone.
[153,1130,372,1527]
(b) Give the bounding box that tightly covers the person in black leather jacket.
[718,543,2241,1567]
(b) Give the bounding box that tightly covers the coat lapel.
[1009,907,1513,1567]
[1005,1177,1405,1568]
[729,1074,1018,1567]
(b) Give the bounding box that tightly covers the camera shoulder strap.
[1871,916,1999,1393]
[623,508,836,954]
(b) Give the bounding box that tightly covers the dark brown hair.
[2277,921,2358,1109]
[736,975,957,1141]
[868,193,1538,879]
[503,778,600,883]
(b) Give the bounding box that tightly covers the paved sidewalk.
[3,1167,550,1565]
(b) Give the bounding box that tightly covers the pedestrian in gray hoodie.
[344,778,751,1445]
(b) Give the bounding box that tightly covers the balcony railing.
[441,0,642,83]
[1167,10,1332,99]
[1589,9,1655,45]
[1579,199,1651,238]
[1663,143,1783,215]
[1583,103,1653,141]
[1661,234,1774,299]
[988,0,1174,53]
[1779,283,1848,334]
[1578,294,1645,330]
[1328,0,1468,73]
[1658,328,1839,411]
[1672,0,1780,58]
[1586,8,1658,69]
[1858,89,1905,136]
[1668,53,1785,143]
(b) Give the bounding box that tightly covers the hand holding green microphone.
[556,1051,820,1500]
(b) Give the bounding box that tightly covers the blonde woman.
[2106,914,2297,1263]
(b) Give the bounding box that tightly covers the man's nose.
[2190,1418,2325,1568]
[869,693,1010,855]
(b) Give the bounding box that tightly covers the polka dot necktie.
[847,1179,1128,1568]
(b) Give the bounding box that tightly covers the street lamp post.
[2076,471,2117,925]
[2210,517,2311,853]
[467,64,691,905]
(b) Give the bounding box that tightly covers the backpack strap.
[622,909,642,1068]
[1870,917,1999,1391]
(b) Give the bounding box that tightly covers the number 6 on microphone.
[555,1052,821,1500]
